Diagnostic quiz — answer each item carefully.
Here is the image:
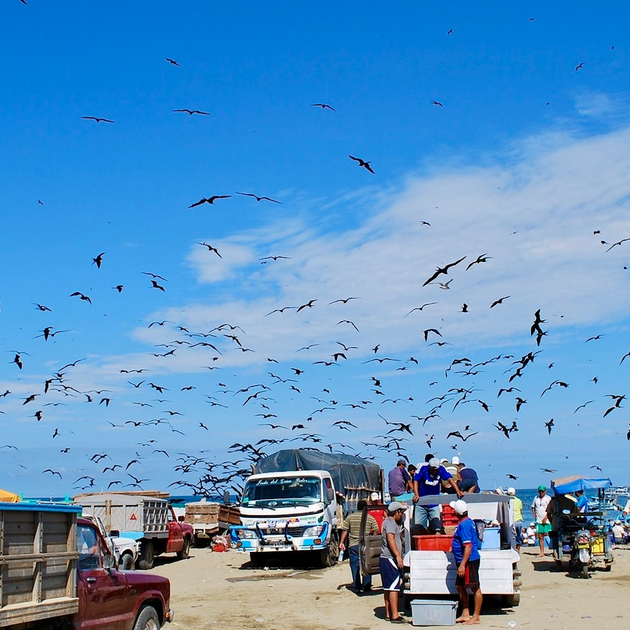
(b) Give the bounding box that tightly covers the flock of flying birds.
[2,5,628,498]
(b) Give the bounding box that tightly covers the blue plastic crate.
[481,526,501,549]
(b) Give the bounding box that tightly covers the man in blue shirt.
[450,499,482,624]
[412,458,463,533]
[575,489,588,513]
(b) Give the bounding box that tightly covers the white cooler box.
[410,599,458,626]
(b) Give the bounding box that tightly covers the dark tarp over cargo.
[253,449,382,497]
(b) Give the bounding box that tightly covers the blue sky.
[1,1,630,496]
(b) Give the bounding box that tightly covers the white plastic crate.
[410,599,457,626]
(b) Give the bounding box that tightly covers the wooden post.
[33,511,43,603]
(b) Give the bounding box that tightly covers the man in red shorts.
[450,499,482,624]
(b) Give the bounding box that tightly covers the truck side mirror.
[103,553,117,570]
[326,487,335,503]
[223,490,230,505]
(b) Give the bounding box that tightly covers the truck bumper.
[231,521,331,553]
[235,538,327,552]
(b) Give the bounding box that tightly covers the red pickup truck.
[77,516,174,628]
[0,503,174,630]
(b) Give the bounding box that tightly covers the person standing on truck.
[450,499,482,625]
[388,459,412,500]
[458,462,480,493]
[379,502,409,624]
[412,458,463,533]
[339,500,379,594]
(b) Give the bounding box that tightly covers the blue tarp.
[551,476,612,495]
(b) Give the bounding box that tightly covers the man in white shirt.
[531,485,552,557]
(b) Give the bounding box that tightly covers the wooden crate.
[0,504,80,626]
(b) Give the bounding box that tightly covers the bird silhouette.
[349,155,375,174]
[173,109,210,116]
[422,256,466,286]
[165,58,180,66]
[405,303,437,316]
[82,116,114,123]
[189,195,231,208]
[236,192,281,203]
[70,291,92,303]
[311,103,335,111]
[199,242,222,257]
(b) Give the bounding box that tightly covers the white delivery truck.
[230,449,384,567]
[81,513,140,570]
[74,492,193,569]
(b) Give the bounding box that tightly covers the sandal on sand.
[391,617,407,624]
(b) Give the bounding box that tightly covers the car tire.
[138,541,154,570]
[120,553,134,570]
[177,537,191,560]
[132,605,160,630]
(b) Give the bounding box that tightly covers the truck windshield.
[242,477,322,506]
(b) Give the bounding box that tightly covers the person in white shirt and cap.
[379,502,409,623]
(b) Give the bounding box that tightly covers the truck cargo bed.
[0,503,80,627]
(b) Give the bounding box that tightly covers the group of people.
[338,456,484,624]
[340,497,482,625]
[388,455,480,535]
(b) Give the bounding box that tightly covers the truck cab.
[76,517,174,629]
[231,470,340,566]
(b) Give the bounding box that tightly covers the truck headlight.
[237,529,257,539]
[303,525,324,537]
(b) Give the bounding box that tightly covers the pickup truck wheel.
[502,592,520,607]
[133,605,160,630]
[138,541,155,570]
[177,537,191,560]
[120,553,134,570]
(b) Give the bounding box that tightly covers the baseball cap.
[538,485,546,492]
[449,499,468,515]
[451,456,460,465]
[397,458,407,466]
[506,487,516,496]
[428,457,440,468]
[388,501,408,513]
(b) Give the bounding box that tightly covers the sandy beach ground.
[147,544,630,630]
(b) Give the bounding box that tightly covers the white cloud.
[574,92,615,117]
[173,126,630,363]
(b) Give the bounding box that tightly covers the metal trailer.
[183,502,240,547]
[0,502,81,628]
